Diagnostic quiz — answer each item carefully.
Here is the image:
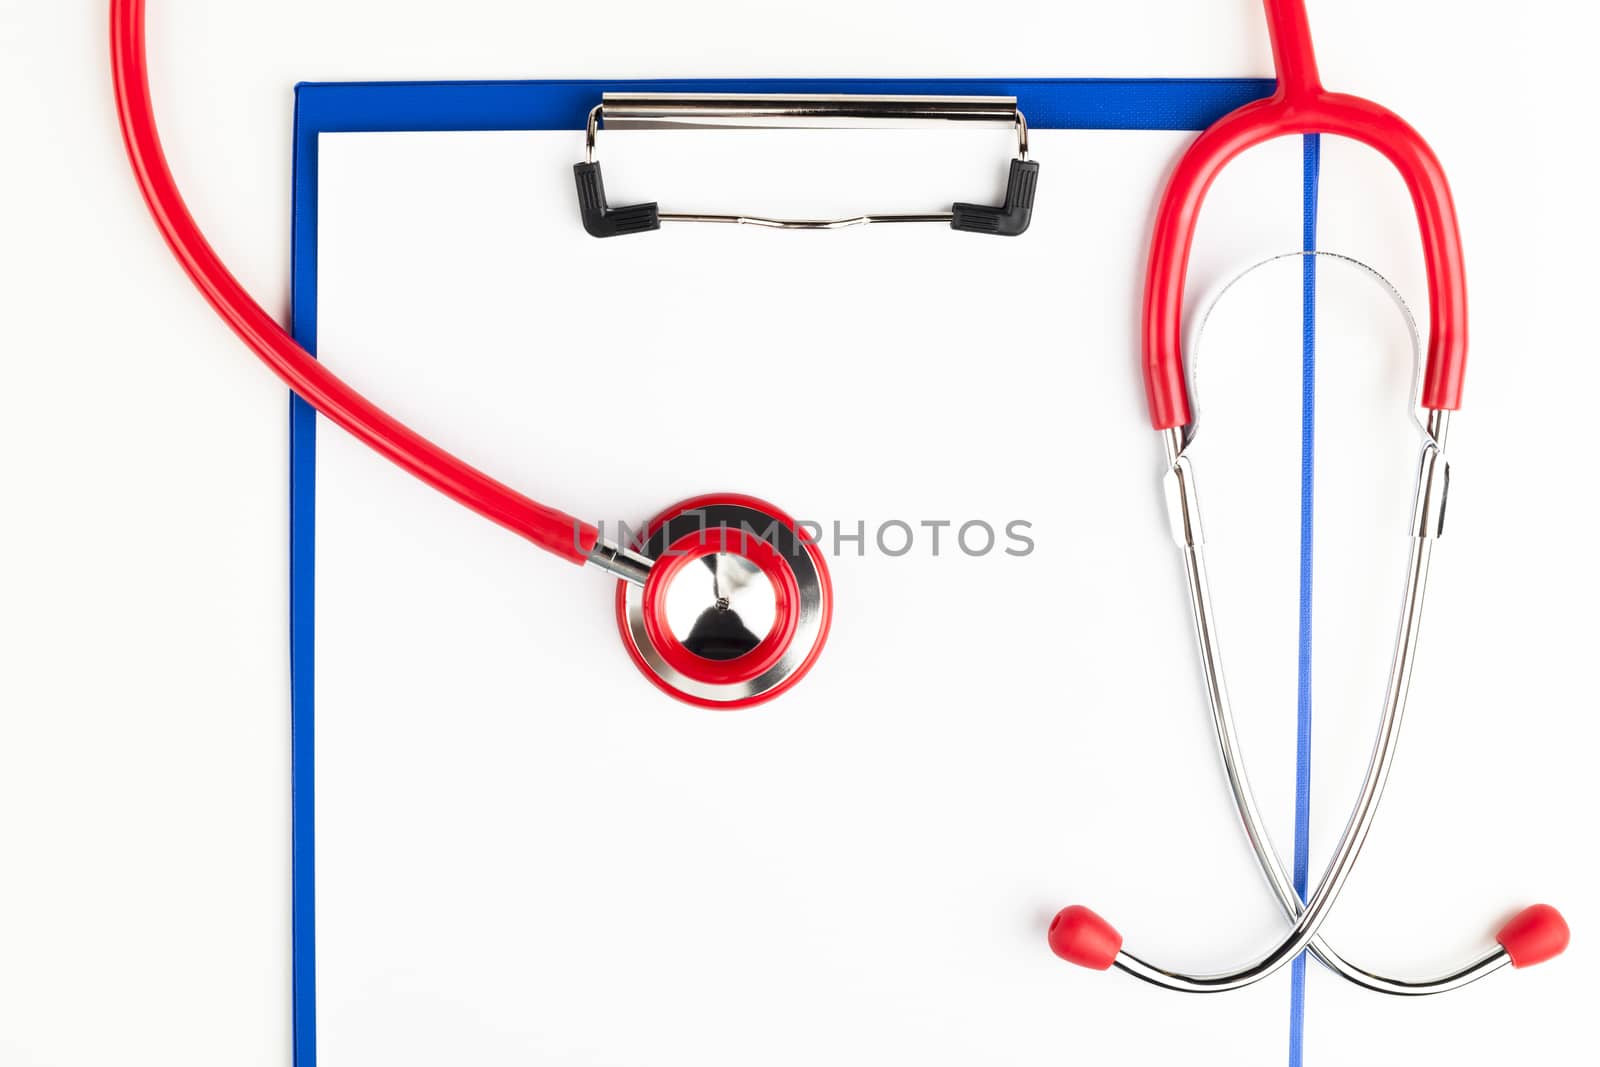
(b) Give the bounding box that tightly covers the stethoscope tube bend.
[110,0,834,709]
[110,0,599,564]
[1141,0,1466,431]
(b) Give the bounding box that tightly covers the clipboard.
[288,76,1298,1067]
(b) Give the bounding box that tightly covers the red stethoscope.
[110,0,1567,992]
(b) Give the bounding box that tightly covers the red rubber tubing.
[1141,0,1468,429]
[109,0,599,563]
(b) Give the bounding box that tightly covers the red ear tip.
[1496,904,1570,968]
[1048,906,1123,970]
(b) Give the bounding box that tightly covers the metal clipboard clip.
[574,93,1038,238]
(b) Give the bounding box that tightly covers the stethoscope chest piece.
[616,494,832,708]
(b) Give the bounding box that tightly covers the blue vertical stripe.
[1289,133,1321,1067]
[289,84,318,1067]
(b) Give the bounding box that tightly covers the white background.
[1,2,1596,1065]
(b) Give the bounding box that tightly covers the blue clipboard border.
[288,76,1276,1067]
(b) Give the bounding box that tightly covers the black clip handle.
[573,161,660,239]
[951,159,1040,237]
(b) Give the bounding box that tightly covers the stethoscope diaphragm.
[616,494,832,707]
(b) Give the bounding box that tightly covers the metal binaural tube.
[1108,439,1444,991]
[1149,423,1513,994]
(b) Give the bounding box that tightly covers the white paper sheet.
[310,125,1592,1065]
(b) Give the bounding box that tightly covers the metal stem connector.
[587,541,653,587]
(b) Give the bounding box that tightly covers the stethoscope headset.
[109,0,1567,996]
